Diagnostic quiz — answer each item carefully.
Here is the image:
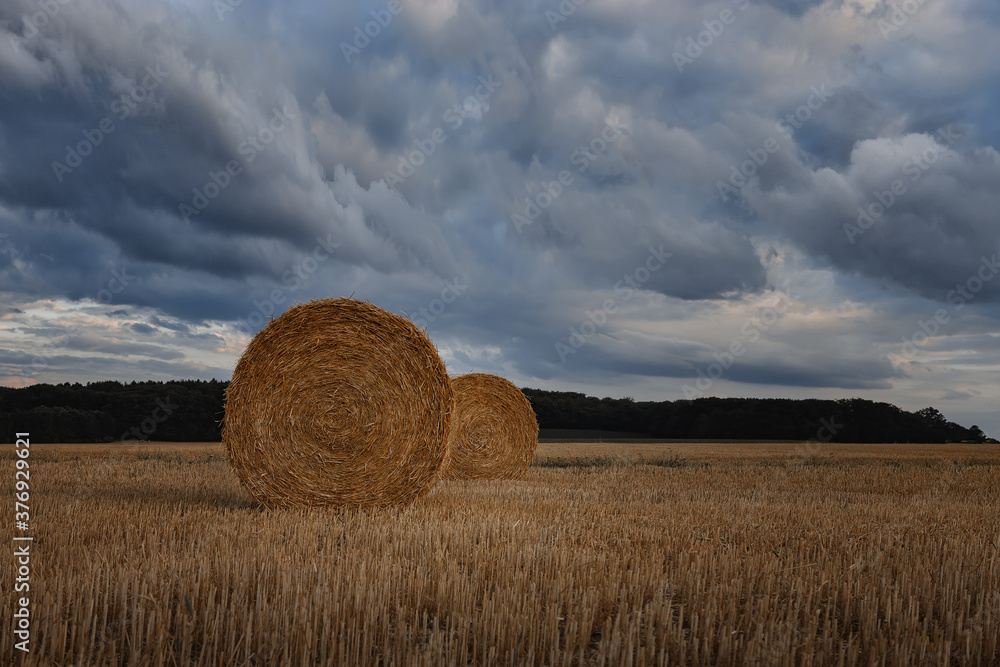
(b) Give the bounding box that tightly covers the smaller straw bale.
[442,373,538,480]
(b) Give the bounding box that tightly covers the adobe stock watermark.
[791,415,845,466]
[511,123,626,234]
[545,0,590,31]
[878,0,929,39]
[380,75,501,189]
[844,126,959,244]
[404,278,467,329]
[340,0,403,64]
[213,0,244,20]
[682,282,796,399]
[8,0,73,52]
[556,246,673,363]
[717,84,830,202]
[13,433,32,653]
[121,396,178,441]
[673,0,750,73]
[235,233,341,336]
[51,62,170,182]
[178,106,296,222]
[888,254,999,369]
[96,265,135,304]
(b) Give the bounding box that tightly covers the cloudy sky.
[1,0,998,436]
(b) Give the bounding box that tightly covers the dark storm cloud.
[744,131,1000,302]
[0,0,462,313]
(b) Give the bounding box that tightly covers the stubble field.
[2,441,998,666]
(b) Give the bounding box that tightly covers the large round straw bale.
[223,298,454,508]
[441,373,538,480]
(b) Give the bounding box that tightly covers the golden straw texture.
[223,298,454,508]
[441,373,538,480]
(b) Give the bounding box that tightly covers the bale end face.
[223,297,454,508]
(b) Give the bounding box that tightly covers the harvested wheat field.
[2,441,999,666]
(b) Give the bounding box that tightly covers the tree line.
[0,380,992,444]
[521,389,993,444]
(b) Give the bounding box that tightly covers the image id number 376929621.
[13,432,32,653]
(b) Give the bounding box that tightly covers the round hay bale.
[441,373,538,480]
[223,297,454,508]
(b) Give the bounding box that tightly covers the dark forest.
[1,380,992,444]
